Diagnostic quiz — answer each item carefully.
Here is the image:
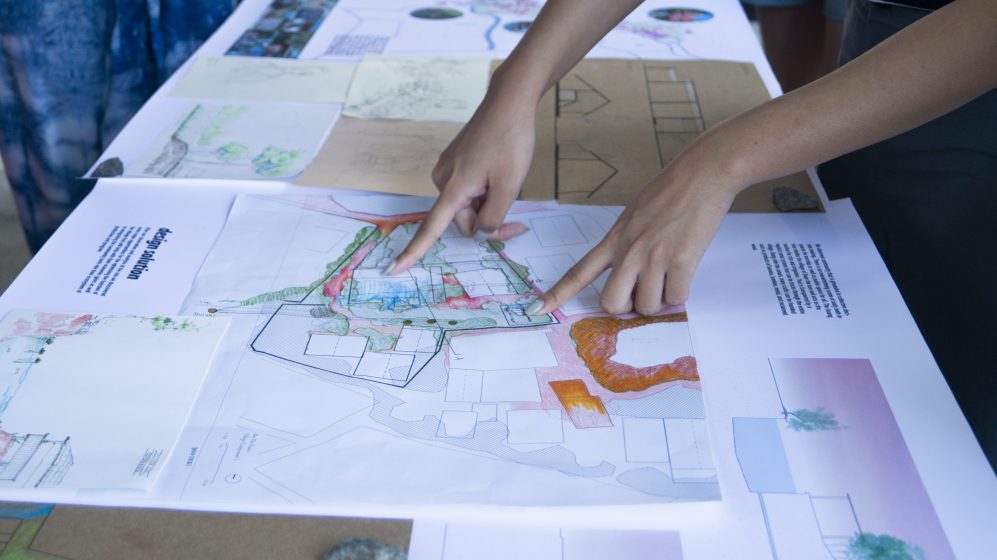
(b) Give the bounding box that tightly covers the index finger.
[387,191,464,275]
[526,243,613,316]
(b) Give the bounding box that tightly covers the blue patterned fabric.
[0,1,233,252]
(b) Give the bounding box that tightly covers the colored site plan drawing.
[317,0,737,59]
[733,358,954,559]
[0,311,228,491]
[175,193,719,507]
[126,103,338,180]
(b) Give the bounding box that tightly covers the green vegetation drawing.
[146,316,201,332]
[251,146,302,177]
[847,532,926,560]
[241,207,553,387]
[784,407,844,432]
[132,103,335,180]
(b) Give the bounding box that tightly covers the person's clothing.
[868,0,951,11]
[820,0,997,469]
[742,0,848,21]
[0,1,233,252]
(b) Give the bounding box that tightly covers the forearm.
[695,0,997,190]
[489,0,644,104]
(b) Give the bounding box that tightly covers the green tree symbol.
[847,532,925,560]
[784,406,842,432]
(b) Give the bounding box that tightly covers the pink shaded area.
[300,195,427,226]
[9,313,93,337]
[323,242,379,302]
[0,430,13,460]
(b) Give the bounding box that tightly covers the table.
[0,1,993,558]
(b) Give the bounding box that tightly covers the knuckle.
[670,250,698,272]
[665,294,688,307]
[635,299,660,316]
[600,295,631,316]
[476,216,500,233]
[664,285,689,306]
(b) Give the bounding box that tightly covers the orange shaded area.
[549,380,612,428]
[563,395,607,415]
[549,379,589,399]
[570,313,699,393]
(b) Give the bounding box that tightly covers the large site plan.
[173,193,718,506]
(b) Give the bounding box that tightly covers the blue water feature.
[732,417,796,493]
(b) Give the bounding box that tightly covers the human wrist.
[673,126,754,199]
[488,59,551,111]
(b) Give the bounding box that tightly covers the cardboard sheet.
[295,117,462,197]
[297,59,820,212]
[0,503,410,560]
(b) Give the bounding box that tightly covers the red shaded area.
[12,313,94,337]
[322,241,379,302]
[0,430,12,460]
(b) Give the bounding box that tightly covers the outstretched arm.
[532,0,997,315]
[386,0,645,275]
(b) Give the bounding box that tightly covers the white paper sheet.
[170,56,356,103]
[343,55,490,122]
[173,193,719,506]
[0,310,228,491]
[126,102,339,180]
[408,520,684,559]
[1,185,994,557]
[0,181,254,315]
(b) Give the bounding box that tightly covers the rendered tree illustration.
[150,316,198,332]
[846,532,925,560]
[783,406,842,432]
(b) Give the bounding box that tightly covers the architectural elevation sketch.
[733,358,954,559]
[125,103,338,180]
[0,311,229,492]
[297,59,819,211]
[175,193,719,508]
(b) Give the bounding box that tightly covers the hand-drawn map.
[173,194,719,508]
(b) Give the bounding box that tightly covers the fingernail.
[383,259,397,275]
[525,300,544,316]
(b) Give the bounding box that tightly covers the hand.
[529,148,742,316]
[386,89,537,275]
